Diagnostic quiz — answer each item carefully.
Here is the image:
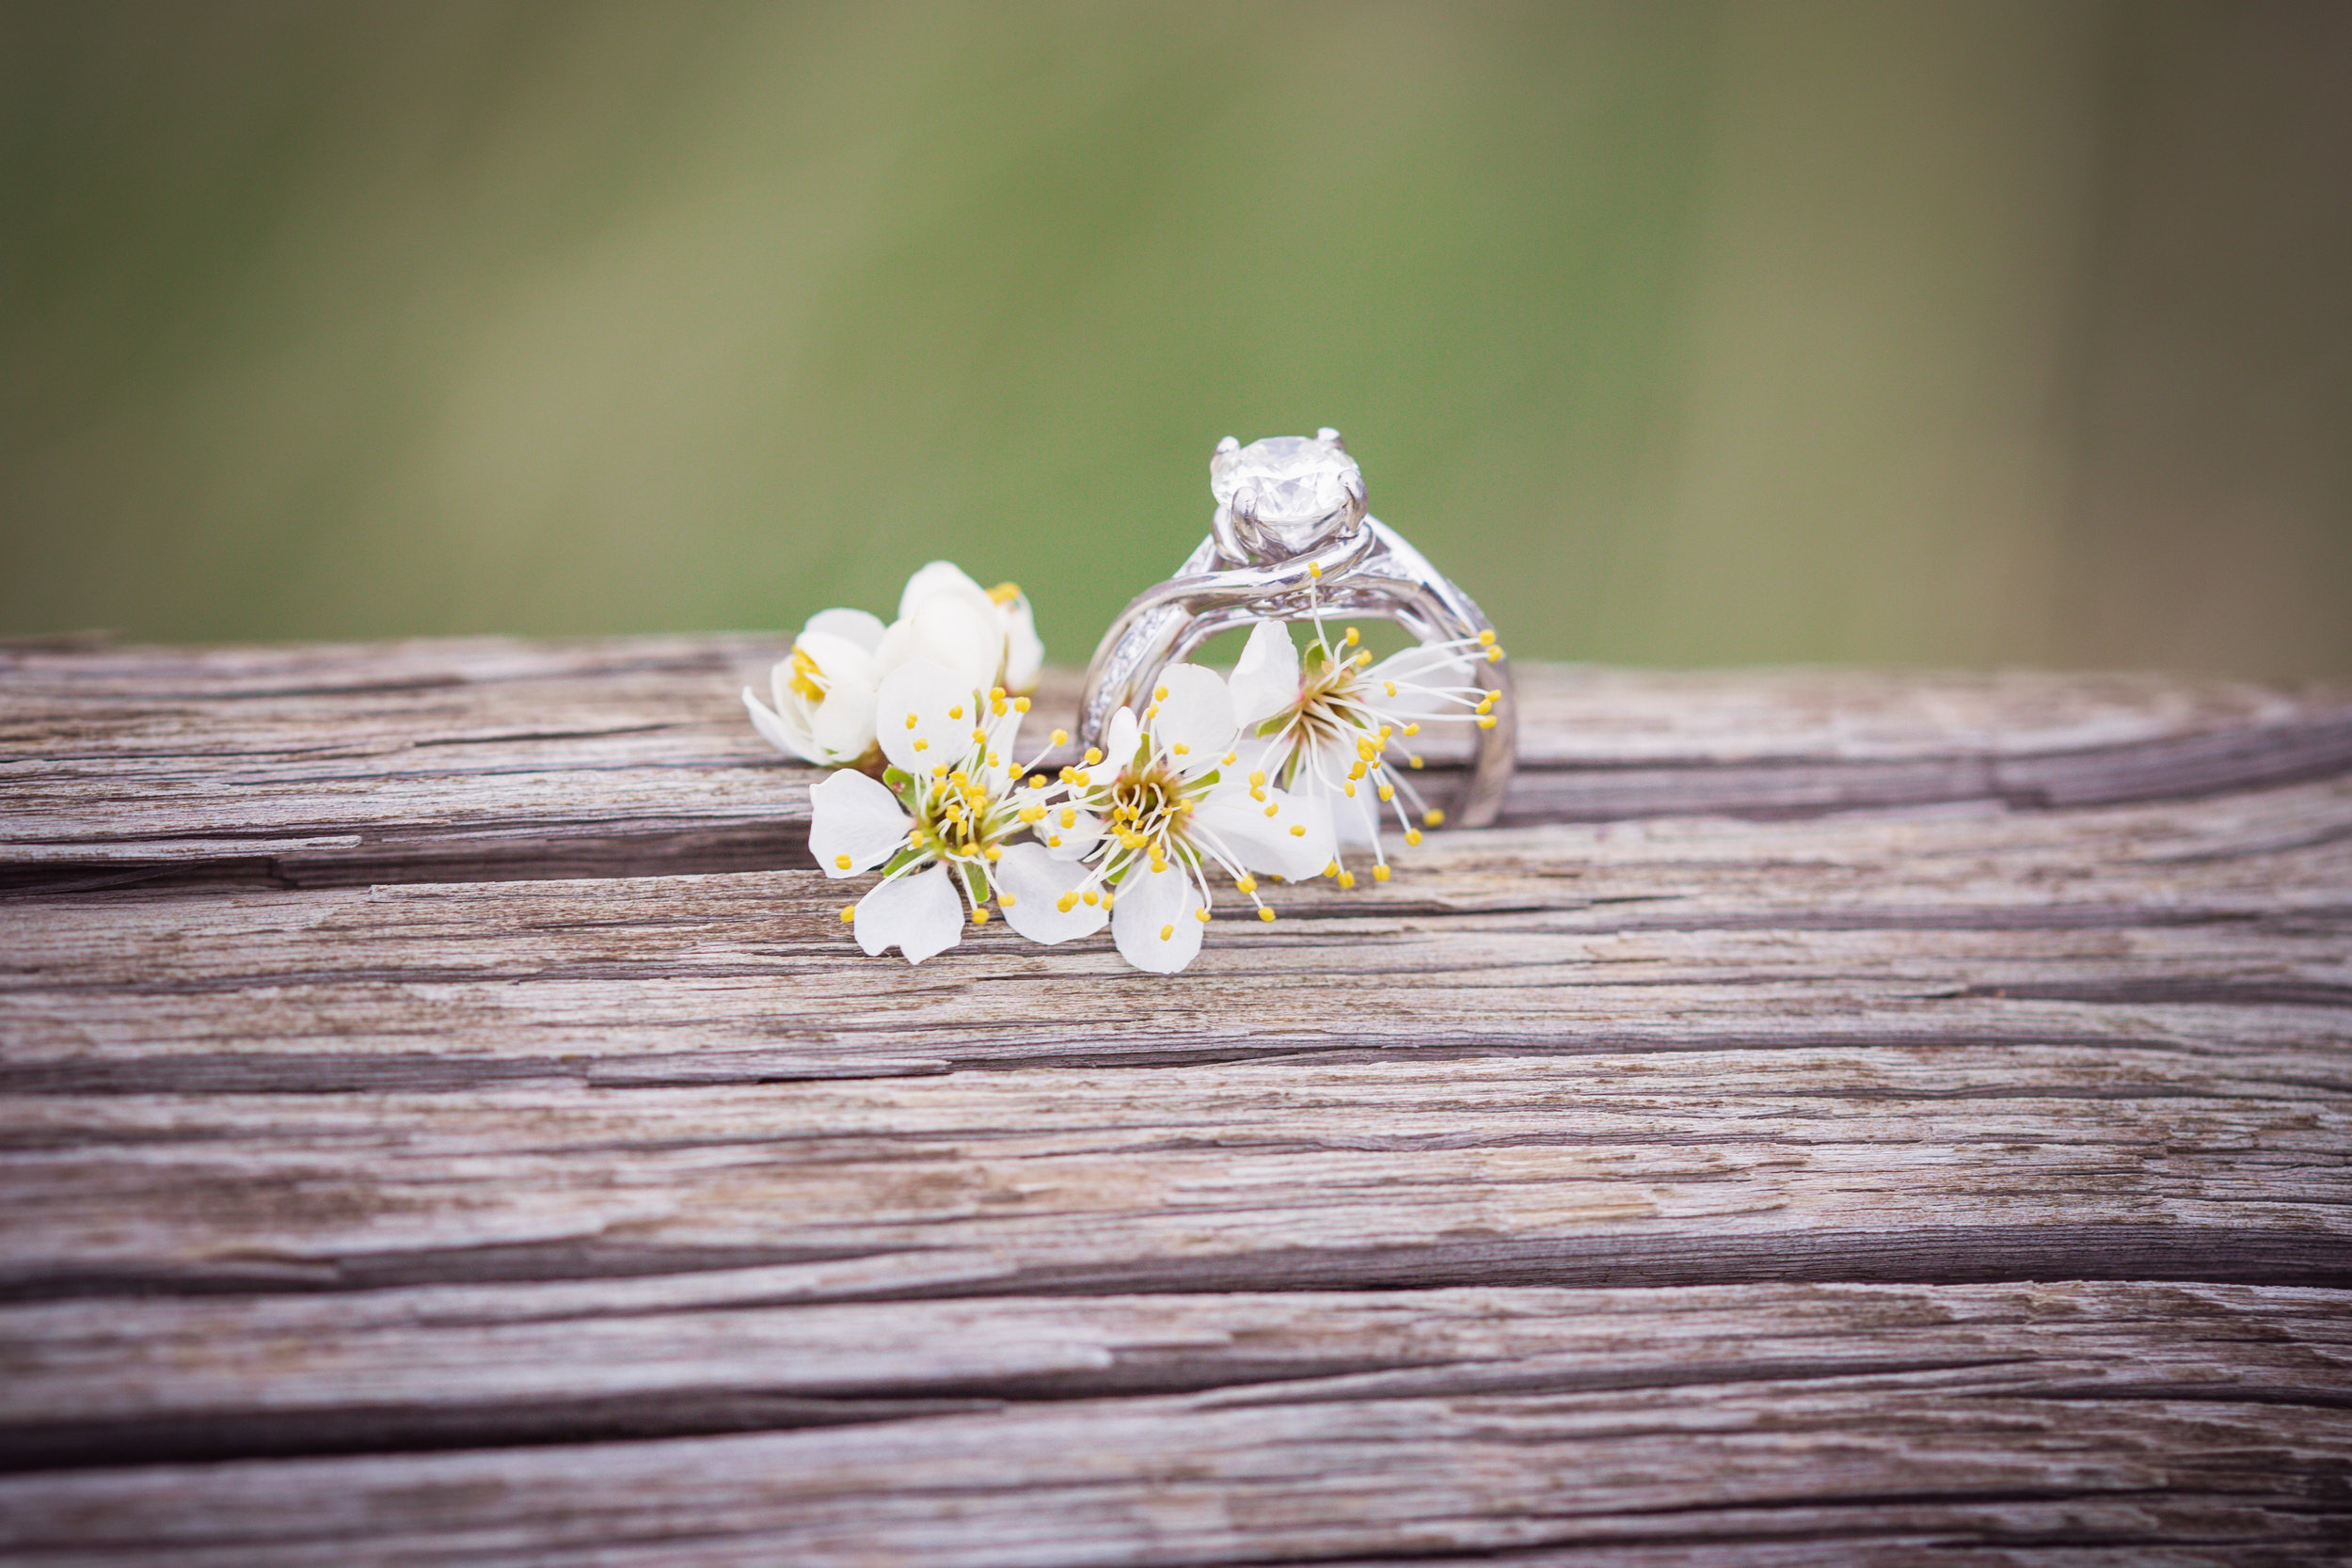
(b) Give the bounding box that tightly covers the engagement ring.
[1081,429,1515,829]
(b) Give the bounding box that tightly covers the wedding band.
[1081,429,1515,828]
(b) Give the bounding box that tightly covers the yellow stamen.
[1234,876,1256,895]
[970,907,989,926]
[1424,808,1445,827]
[949,704,963,721]
[1195,907,1211,923]
[1343,626,1359,646]
[1014,696,1031,713]
[989,581,1023,606]
[838,905,855,923]
[1337,869,1356,890]
[1057,892,1077,912]
[1050,728,1069,746]
[1307,562,1321,578]
[834,854,851,871]
[1372,863,1391,882]
[1289,823,1306,837]
[1083,891,1100,907]
[914,738,929,752]
[1477,629,1496,646]
[1159,924,1174,941]
[1153,684,1169,702]
[1263,803,1279,818]
[1406,828,1423,847]
[905,712,918,730]
[1259,906,1277,922]
[1477,715,1497,729]
[1084,747,1103,765]
[1000,894,1017,907]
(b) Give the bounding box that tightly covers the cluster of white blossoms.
[759,562,1499,974]
[744,562,1043,769]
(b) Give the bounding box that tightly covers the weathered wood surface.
[1,637,2347,1564]
[8,635,2349,887]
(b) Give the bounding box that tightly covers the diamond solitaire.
[1211,428,1366,559]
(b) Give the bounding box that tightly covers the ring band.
[1081,430,1515,829]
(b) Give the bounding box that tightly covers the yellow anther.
[985,846,1002,862]
[1013,696,1031,713]
[1403,722,1420,736]
[914,737,929,752]
[1195,907,1211,923]
[1019,806,1042,823]
[1424,808,1446,826]
[1357,737,1376,761]
[1356,651,1374,667]
[1072,770,1090,786]
[839,905,856,923]
[931,764,947,778]
[1102,895,1114,911]
[972,728,987,743]
[1338,869,1356,890]
[1343,626,1359,646]
[1249,769,1266,787]
[1307,562,1322,578]
[1250,786,1266,802]
[1263,803,1279,818]
[970,907,989,926]
[949,704,963,721]
[1028,774,1048,789]
[1058,808,1076,828]
[1478,629,1496,646]
[1476,694,1497,714]
[1406,828,1423,847]
[1159,924,1174,941]
[1234,876,1256,895]
[1084,747,1103,766]
[1408,754,1424,769]
[1083,891,1100,907]
[1378,784,1395,801]
[834,854,852,871]
[988,752,1002,768]
[1050,728,1069,746]
[1343,782,1357,798]
[1289,823,1306,837]
[989,581,1023,606]
[1477,715,1497,729]
[1384,681,1398,697]
[905,712,919,730]
[1174,742,1189,755]
[1048,835,1062,847]
[1259,906,1277,922]
[1380,724,1393,738]
[1486,647,1503,663]
[1372,863,1391,882]
[1145,705,1157,721]
[1000,893,1017,907]
[1153,684,1169,703]
[1348,761,1366,780]
[1324,861,1341,878]
[990,686,1006,702]
[1057,892,1077,912]
[1222,752,1237,765]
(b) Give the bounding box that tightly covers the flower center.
[787,646,828,703]
[1104,763,1194,855]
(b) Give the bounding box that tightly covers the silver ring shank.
[1079,517,1516,829]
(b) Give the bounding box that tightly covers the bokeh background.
[3,0,2346,674]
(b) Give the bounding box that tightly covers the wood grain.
[2,638,2348,1563]
[7,637,2347,887]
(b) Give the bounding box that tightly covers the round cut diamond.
[1211,435,1363,548]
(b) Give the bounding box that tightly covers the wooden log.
[2,638,2348,1562]
[6,638,2347,887]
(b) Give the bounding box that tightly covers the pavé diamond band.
[1081,429,1516,829]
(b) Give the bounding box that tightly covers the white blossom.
[810,658,1063,963]
[1229,614,1504,884]
[1041,664,1334,974]
[747,562,1043,769]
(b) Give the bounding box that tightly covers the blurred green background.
[3,0,2346,674]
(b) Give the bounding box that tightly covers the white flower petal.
[854,863,965,964]
[999,592,1044,693]
[743,686,819,764]
[808,768,912,879]
[876,659,987,775]
[1042,804,1103,860]
[1196,782,1335,882]
[1103,707,1141,768]
[1147,664,1237,775]
[1228,619,1300,732]
[898,561,995,624]
[803,607,886,654]
[993,842,1107,945]
[1111,860,1204,974]
[792,629,878,691]
[1364,645,1478,722]
[806,673,879,763]
[906,594,1003,693]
